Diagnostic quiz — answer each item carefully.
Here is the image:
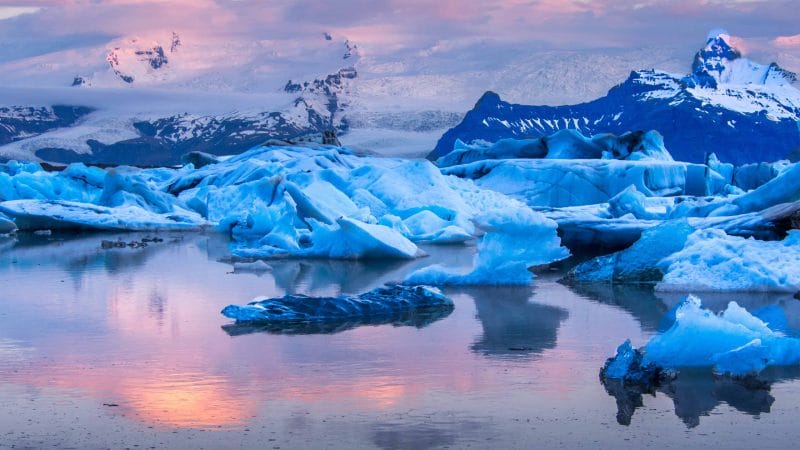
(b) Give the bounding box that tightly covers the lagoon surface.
[1,232,799,449]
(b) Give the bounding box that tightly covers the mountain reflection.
[457,286,568,359]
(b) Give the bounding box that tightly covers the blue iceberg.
[221,285,454,334]
[603,295,800,379]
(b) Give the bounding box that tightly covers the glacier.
[220,285,454,334]
[602,295,800,379]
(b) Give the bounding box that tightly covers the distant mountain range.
[430,31,800,165]
[1,30,798,165]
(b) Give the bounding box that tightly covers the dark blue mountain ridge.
[430,31,800,165]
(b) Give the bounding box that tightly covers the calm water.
[1,232,800,449]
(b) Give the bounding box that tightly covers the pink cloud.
[775,34,800,48]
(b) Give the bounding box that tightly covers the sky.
[0,0,798,57]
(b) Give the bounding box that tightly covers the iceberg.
[442,159,709,208]
[603,295,800,378]
[220,285,454,334]
[567,216,800,292]
[436,129,673,167]
[0,199,203,231]
[0,145,563,262]
[404,208,569,285]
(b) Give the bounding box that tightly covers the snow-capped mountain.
[0,106,92,146]
[0,32,360,165]
[431,31,800,165]
[1,28,798,164]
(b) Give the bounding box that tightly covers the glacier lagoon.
[2,231,800,448]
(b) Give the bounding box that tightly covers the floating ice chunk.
[566,219,695,283]
[604,296,800,378]
[656,230,800,292]
[0,199,203,231]
[221,285,453,325]
[405,208,568,285]
[601,340,663,385]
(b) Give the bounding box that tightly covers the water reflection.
[602,367,800,428]
[0,231,183,275]
[370,420,486,450]
[567,282,669,332]
[453,286,568,359]
[221,307,453,336]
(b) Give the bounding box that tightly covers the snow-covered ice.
[569,219,800,292]
[657,230,800,292]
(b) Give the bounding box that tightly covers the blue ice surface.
[604,295,800,378]
[221,285,454,325]
[436,129,672,167]
[567,219,695,283]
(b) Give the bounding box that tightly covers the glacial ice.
[0,213,15,234]
[569,218,800,292]
[221,285,454,327]
[436,129,673,167]
[603,296,800,377]
[442,159,710,208]
[0,199,203,231]
[404,208,569,285]
[0,144,571,263]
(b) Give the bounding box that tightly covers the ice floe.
[221,285,454,335]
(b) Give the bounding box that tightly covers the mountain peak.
[685,29,796,89]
